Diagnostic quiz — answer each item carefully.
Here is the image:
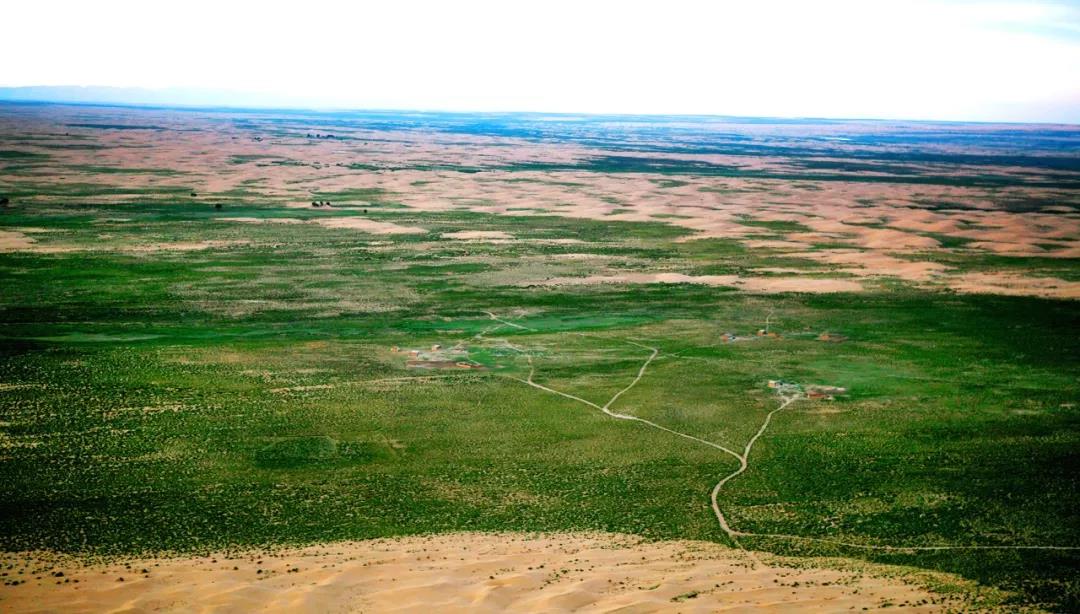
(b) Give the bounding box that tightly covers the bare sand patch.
[0,533,975,613]
[736,276,863,293]
[0,232,249,254]
[218,216,304,224]
[539,238,586,244]
[12,227,66,234]
[787,250,950,282]
[855,228,940,250]
[0,230,36,252]
[314,217,427,235]
[442,230,514,240]
[742,239,813,250]
[220,216,427,235]
[539,252,615,261]
[950,272,1080,299]
[269,384,337,394]
[526,273,861,293]
[530,273,738,287]
[123,240,252,253]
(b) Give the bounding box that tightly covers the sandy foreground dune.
[0,533,980,613]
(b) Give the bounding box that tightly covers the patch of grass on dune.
[0,150,50,160]
[64,165,184,176]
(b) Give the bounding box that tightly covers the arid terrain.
[1,102,1077,611]
[4,533,1006,613]
[1,103,1078,297]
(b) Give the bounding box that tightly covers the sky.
[4,0,1080,123]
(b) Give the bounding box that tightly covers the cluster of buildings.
[391,344,484,370]
[767,380,848,400]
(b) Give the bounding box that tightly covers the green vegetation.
[506,156,1080,189]
[310,188,389,202]
[0,150,49,160]
[652,178,689,188]
[229,154,285,164]
[735,216,812,233]
[1,106,1078,610]
[897,250,1080,282]
[920,231,974,249]
[0,197,1076,609]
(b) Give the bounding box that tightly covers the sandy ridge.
[0,533,979,613]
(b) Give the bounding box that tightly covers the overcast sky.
[4,0,1080,122]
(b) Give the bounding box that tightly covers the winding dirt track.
[514,351,743,461]
[491,313,1080,554]
[710,394,799,552]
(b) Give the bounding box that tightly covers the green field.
[1,195,1077,609]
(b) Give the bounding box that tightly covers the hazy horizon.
[4,85,1080,126]
[4,1,1080,123]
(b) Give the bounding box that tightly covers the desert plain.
[0,102,1077,611]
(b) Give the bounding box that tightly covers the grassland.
[1,103,1078,610]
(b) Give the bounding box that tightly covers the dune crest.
[1,533,984,612]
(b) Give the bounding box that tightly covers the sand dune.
[951,271,1080,299]
[0,230,36,252]
[0,533,978,613]
[3,105,1076,299]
